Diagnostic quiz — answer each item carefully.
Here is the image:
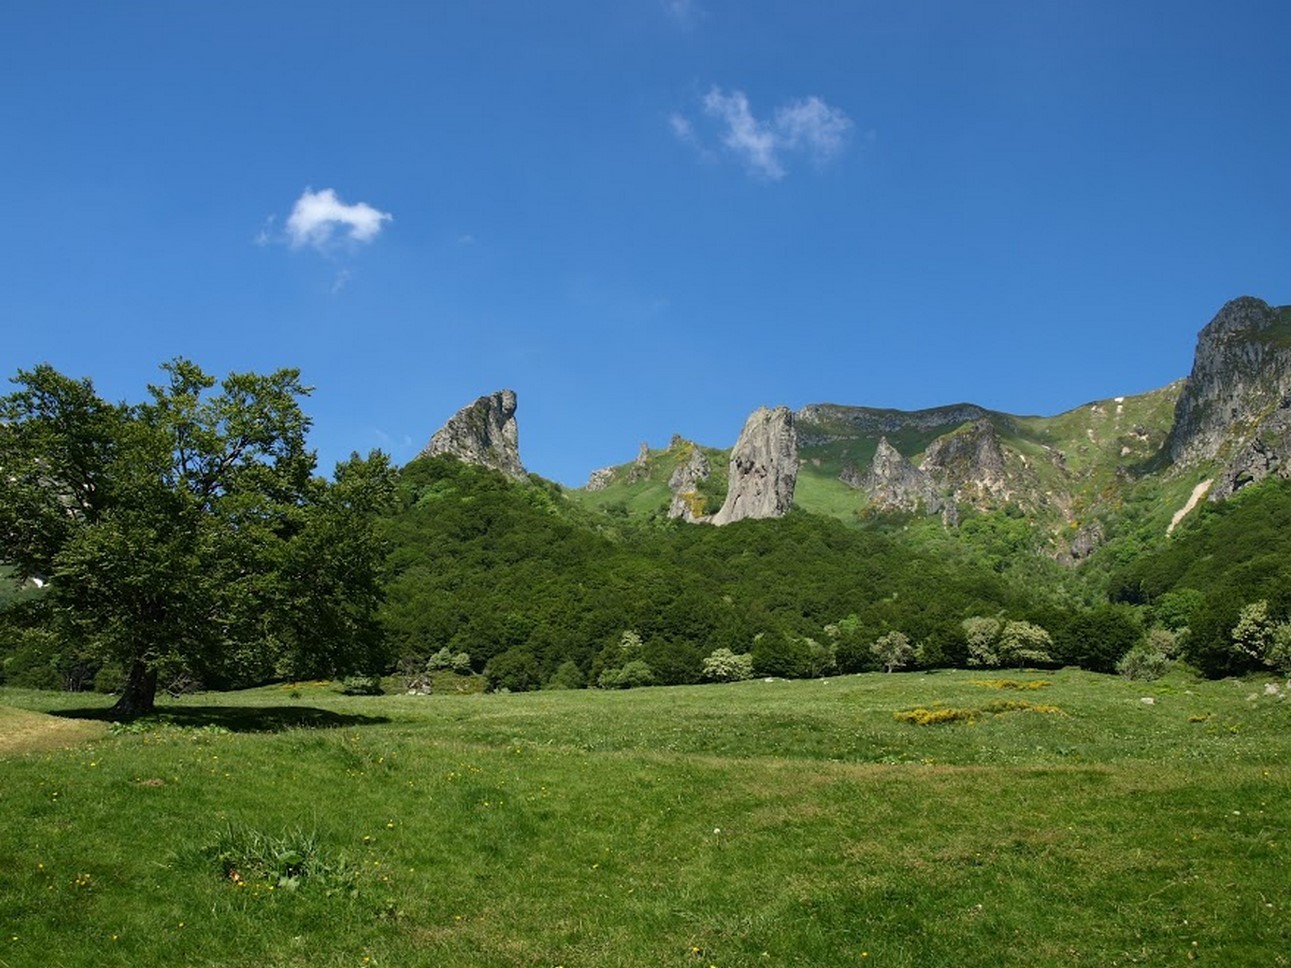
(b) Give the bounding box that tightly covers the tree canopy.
[0,360,394,714]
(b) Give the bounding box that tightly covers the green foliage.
[870,630,914,673]
[544,660,585,690]
[701,647,754,682]
[997,620,1054,667]
[963,617,1002,667]
[1115,644,1172,681]
[381,457,1039,690]
[1052,605,1140,674]
[206,824,356,894]
[597,658,655,689]
[0,361,395,713]
[483,647,541,693]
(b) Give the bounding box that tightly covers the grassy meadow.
[3,668,1290,967]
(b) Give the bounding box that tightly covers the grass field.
[2,668,1290,967]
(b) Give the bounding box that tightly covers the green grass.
[3,668,1290,966]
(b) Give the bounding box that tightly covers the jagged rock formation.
[627,442,650,483]
[711,407,798,526]
[585,467,616,491]
[842,437,942,513]
[1167,297,1291,470]
[419,389,525,479]
[667,442,712,522]
[920,419,1012,506]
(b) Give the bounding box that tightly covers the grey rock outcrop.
[585,467,616,491]
[711,407,798,526]
[627,442,650,483]
[920,419,1011,504]
[667,443,712,522]
[843,437,942,513]
[1167,297,1291,467]
[419,389,525,479]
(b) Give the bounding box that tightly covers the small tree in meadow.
[997,621,1053,667]
[870,631,914,673]
[963,617,1002,667]
[701,648,754,682]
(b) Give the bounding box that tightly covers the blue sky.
[3,2,1288,485]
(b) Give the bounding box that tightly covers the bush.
[702,648,754,682]
[1116,645,1171,681]
[750,631,812,679]
[484,648,541,693]
[997,621,1054,667]
[545,660,585,690]
[597,659,655,689]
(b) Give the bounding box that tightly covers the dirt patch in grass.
[0,706,108,756]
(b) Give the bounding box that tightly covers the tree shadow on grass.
[49,705,390,733]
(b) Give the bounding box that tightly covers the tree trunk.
[111,660,158,718]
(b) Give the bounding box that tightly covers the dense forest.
[7,440,1291,697]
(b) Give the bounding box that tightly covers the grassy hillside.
[3,669,1289,967]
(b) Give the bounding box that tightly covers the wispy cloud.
[663,0,703,29]
[673,87,853,180]
[285,188,392,251]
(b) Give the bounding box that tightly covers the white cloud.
[285,188,392,251]
[774,96,852,163]
[702,88,784,179]
[673,87,854,180]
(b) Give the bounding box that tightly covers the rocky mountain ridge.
[416,296,1290,550]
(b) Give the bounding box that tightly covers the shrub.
[701,648,754,682]
[597,659,655,690]
[545,660,585,690]
[484,648,540,693]
[750,631,812,679]
[1116,645,1171,681]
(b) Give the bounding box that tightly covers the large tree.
[0,359,395,715]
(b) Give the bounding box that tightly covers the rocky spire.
[418,389,525,479]
[711,406,798,526]
[1167,297,1291,469]
[667,441,712,522]
[848,436,942,513]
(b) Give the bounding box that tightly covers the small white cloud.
[774,96,852,164]
[330,268,352,295]
[703,88,784,179]
[675,87,853,180]
[285,188,392,251]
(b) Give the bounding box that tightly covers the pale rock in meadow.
[710,406,798,526]
[585,467,616,491]
[419,389,525,480]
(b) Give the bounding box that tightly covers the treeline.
[381,458,1143,691]
[1108,477,1291,677]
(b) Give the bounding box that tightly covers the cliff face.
[711,406,798,526]
[1167,297,1291,465]
[843,436,942,513]
[920,418,1011,505]
[419,389,525,479]
[666,442,712,522]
